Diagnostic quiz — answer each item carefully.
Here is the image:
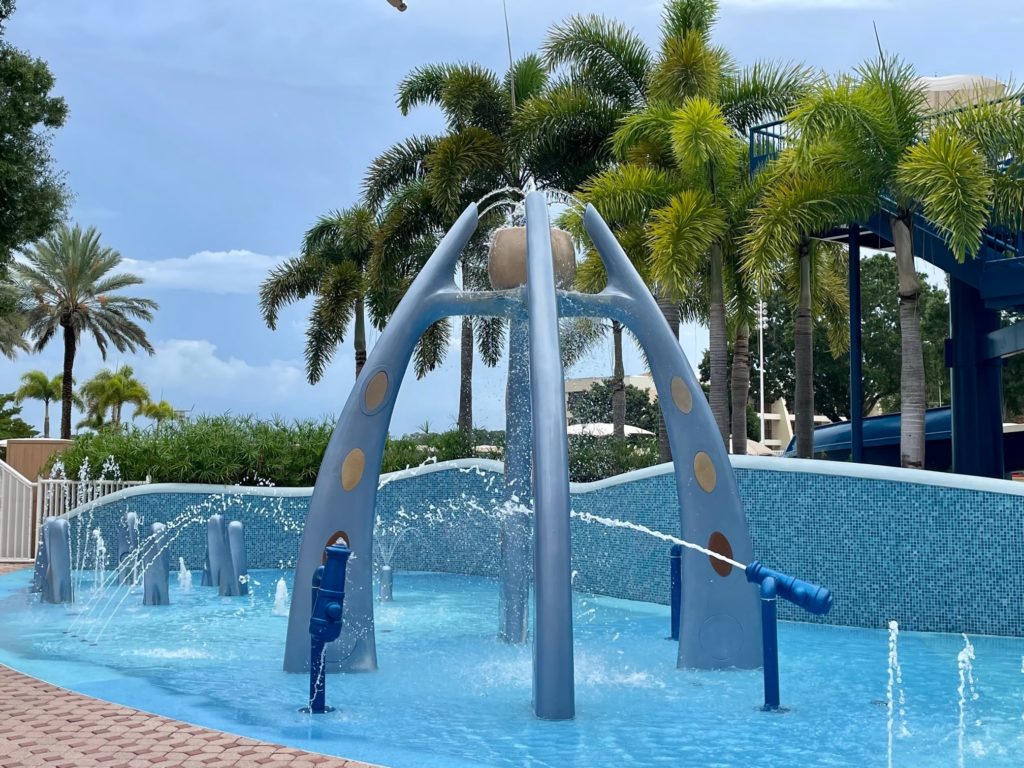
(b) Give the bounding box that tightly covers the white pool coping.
[63,453,1024,520]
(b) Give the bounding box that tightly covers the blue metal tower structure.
[750,112,1024,478]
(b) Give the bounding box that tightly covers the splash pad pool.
[6,192,1023,766]
[1,568,1022,767]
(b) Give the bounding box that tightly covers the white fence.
[0,466,146,561]
[0,462,36,560]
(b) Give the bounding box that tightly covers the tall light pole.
[758,298,766,445]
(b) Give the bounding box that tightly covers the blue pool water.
[1,567,1022,767]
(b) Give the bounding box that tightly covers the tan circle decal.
[671,376,693,414]
[364,370,389,412]
[693,451,716,493]
[707,531,734,577]
[341,448,365,491]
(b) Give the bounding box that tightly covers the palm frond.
[363,135,438,209]
[896,126,992,262]
[648,189,727,300]
[542,14,652,107]
[719,61,814,135]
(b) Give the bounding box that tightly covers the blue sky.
[3,0,1019,436]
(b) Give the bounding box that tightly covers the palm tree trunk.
[731,322,750,456]
[354,296,367,379]
[60,324,76,440]
[709,244,729,447]
[794,237,814,458]
[655,294,680,463]
[611,321,625,438]
[43,400,50,439]
[891,216,926,469]
[458,316,473,436]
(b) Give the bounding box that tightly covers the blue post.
[949,277,1004,478]
[760,577,780,711]
[304,545,351,714]
[848,226,864,463]
[669,544,682,641]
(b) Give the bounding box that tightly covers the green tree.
[746,255,949,437]
[0,1,69,265]
[13,370,64,437]
[14,224,157,439]
[260,206,376,382]
[554,0,810,458]
[79,364,150,428]
[134,399,180,425]
[567,382,660,433]
[745,52,994,467]
[0,274,28,359]
[0,392,36,442]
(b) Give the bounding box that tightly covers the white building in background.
[564,374,831,454]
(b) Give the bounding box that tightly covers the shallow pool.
[1,568,1022,767]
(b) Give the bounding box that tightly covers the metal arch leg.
[581,204,761,670]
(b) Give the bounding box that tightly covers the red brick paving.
[0,562,379,768]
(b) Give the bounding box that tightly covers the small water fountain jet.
[374,511,417,602]
[957,633,979,768]
[91,529,107,594]
[143,522,171,606]
[273,578,290,616]
[886,620,910,768]
[177,557,193,592]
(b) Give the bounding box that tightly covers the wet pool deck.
[0,562,375,768]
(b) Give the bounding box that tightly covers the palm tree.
[743,52,993,466]
[14,224,157,439]
[542,0,810,456]
[365,56,552,435]
[79,365,150,428]
[260,206,376,383]
[135,399,180,424]
[14,370,66,438]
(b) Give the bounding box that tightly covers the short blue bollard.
[669,544,682,641]
[303,545,351,714]
[760,576,780,711]
[744,561,832,616]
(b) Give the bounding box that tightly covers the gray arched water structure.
[284,192,761,720]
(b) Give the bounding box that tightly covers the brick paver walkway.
[0,562,377,768]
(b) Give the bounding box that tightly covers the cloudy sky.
[3,0,1018,435]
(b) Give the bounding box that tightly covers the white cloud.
[135,339,307,405]
[122,250,287,295]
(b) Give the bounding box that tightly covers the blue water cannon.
[310,545,351,643]
[745,561,832,616]
[304,544,352,713]
[744,561,832,712]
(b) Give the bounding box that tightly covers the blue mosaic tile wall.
[69,462,1024,637]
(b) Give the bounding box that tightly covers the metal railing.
[36,478,147,522]
[0,469,147,562]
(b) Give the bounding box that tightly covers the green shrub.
[53,417,659,486]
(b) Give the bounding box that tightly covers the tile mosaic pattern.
[67,463,1024,636]
[0,566,373,768]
